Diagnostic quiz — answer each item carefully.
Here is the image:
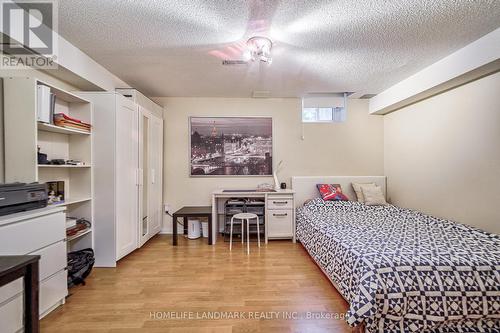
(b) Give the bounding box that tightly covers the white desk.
[211,189,295,245]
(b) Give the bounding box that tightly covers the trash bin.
[201,220,209,238]
[188,219,201,239]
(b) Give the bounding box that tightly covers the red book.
[54,113,91,127]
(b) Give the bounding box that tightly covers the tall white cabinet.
[138,106,164,246]
[77,92,163,267]
[116,89,164,247]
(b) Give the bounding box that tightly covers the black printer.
[0,183,48,216]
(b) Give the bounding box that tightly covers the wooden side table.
[0,255,41,333]
[172,206,212,246]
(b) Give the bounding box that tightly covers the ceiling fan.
[221,36,273,65]
[210,0,278,66]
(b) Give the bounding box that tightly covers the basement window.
[302,107,346,123]
[301,95,347,123]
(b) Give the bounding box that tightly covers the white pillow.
[351,182,376,203]
[361,185,387,206]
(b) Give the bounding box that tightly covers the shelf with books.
[67,228,92,242]
[37,122,91,135]
[53,113,91,133]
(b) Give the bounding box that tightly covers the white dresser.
[0,207,68,332]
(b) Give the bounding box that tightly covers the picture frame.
[189,116,273,176]
[46,180,65,205]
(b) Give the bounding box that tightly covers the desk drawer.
[29,240,67,281]
[267,198,293,210]
[267,209,293,238]
[0,211,65,254]
[0,294,23,333]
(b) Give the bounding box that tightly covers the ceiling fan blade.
[208,0,280,63]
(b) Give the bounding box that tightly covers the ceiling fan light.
[246,36,273,63]
[242,50,252,62]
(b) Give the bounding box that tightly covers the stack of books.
[66,217,91,237]
[54,113,91,133]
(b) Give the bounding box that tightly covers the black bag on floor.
[67,248,95,287]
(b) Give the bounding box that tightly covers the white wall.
[384,72,500,234]
[155,97,384,233]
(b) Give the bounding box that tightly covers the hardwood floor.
[41,235,351,333]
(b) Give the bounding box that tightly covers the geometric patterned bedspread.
[296,199,500,332]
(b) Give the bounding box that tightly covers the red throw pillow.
[316,184,349,201]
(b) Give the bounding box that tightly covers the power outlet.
[164,203,172,215]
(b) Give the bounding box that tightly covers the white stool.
[230,213,260,254]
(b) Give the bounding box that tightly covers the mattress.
[296,198,500,332]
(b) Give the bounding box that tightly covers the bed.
[292,176,500,333]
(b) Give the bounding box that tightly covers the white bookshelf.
[3,77,94,253]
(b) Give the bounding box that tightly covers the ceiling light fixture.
[246,36,273,64]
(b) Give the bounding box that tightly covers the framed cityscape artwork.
[189,117,273,176]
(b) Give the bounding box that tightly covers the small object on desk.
[273,160,284,191]
[172,206,212,246]
[257,183,275,192]
[280,182,287,189]
[0,255,40,333]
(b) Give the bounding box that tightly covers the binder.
[49,92,56,124]
[36,85,51,123]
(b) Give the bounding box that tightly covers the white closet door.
[115,98,139,260]
[149,115,163,236]
[138,107,152,247]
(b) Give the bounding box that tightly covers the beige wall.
[384,72,500,234]
[156,97,384,233]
